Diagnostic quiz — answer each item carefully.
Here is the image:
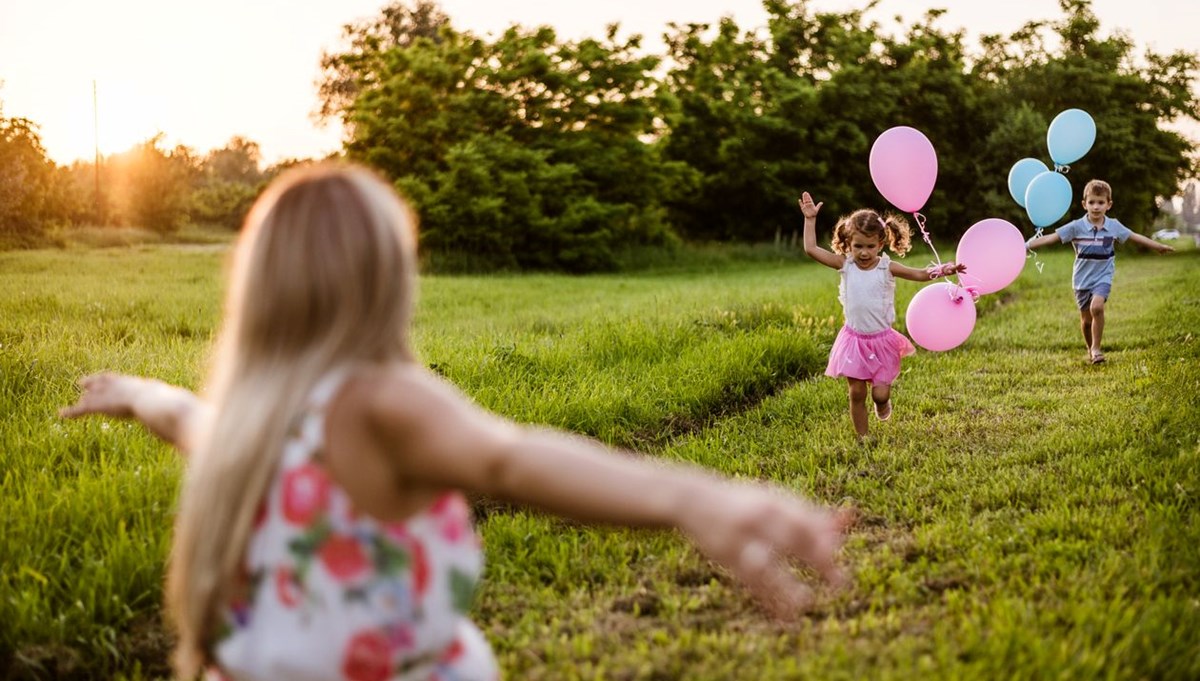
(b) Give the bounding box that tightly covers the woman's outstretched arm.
[358,365,852,619]
[60,373,210,455]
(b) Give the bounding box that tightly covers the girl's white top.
[212,369,498,681]
[839,254,896,334]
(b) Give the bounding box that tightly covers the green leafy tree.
[660,0,1195,245]
[107,135,197,234]
[315,0,451,125]
[974,0,1199,230]
[0,106,56,244]
[660,3,985,248]
[190,137,266,229]
[338,13,683,270]
[659,17,802,241]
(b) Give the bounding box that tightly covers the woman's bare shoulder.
[343,362,459,433]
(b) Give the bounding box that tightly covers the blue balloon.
[1007,158,1049,207]
[1046,109,1096,165]
[1024,171,1073,227]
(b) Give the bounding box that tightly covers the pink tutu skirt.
[824,324,916,385]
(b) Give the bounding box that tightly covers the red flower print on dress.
[253,499,269,529]
[439,637,464,662]
[432,493,471,544]
[274,566,301,608]
[282,463,331,525]
[341,630,392,681]
[410,539,430,597]
[386,622,415,653]
[319,533,370,582]
[383,522,411,544]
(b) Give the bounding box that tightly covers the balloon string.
[956,271,982,302]
[913,212,942,266]
[1029,227,1045,274]
[913,212,968,291]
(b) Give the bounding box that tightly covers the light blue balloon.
[1024,171,1073,227]
[1007,157,1049,207]
[1047,109,1096,165]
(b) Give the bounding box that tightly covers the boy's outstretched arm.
[60,373,210,454]
[1126,232,1175,253]
[1025,233,1061,251]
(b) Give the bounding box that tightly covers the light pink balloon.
[955,218,1026,295]
[869,126,938,212]
[905,282,976,352]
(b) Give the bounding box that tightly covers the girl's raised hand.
[799,192,823,220]
[681,481,852,619]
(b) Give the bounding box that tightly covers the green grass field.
[2,241,1198,680]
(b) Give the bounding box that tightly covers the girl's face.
[848,230,883,267]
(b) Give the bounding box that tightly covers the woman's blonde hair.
[166,163,419,678]
[831,208,913,257]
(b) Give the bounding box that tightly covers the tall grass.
[1,243,1197,679]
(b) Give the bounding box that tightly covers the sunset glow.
[0,0,1194,166]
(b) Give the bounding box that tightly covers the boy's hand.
[1158,243,1175,254]
[799,192,822,220]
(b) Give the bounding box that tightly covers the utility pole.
[93,80,102,224]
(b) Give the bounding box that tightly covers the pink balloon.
[869,126,938,212]
[954,218,1026,295]
[905,282,976,352]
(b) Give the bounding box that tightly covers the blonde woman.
[61,164,851,681]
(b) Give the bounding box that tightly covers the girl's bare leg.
[871,383,892,420]
[848,378,869,438]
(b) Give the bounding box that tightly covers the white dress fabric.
[825,254,916,385]
[839,254,896,334]
[211,370,499,681]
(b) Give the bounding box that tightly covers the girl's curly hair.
[830,208,913,257]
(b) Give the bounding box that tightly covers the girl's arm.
[60,373,210,455]
[800,192,845,270]
[1025,233,1061,251]
[361,365,850,618]
[1125,232,1174,253]
[889,260,966,282]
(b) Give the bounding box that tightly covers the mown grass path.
[2,245,1197,679]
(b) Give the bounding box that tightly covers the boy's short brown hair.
[1083,179,1112,200]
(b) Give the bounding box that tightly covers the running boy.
[1025,179,1174,364]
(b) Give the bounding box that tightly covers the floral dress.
[211,369,498,681]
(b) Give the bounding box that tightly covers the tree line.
[2,0,1196,269]
[0,119,305,248]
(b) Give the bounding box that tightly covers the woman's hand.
[681,481,852,619]
[799,192,823,220]
[59,372,143,419]
[60,373,207,452]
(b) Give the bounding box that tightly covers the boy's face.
[1082,193,1112,223]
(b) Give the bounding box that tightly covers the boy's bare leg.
[1080,308,1093,359]
[871,383,892,420]
[1089,296,1107,361]
[848,378,869,438]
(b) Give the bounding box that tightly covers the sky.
[0,0,1195,167]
